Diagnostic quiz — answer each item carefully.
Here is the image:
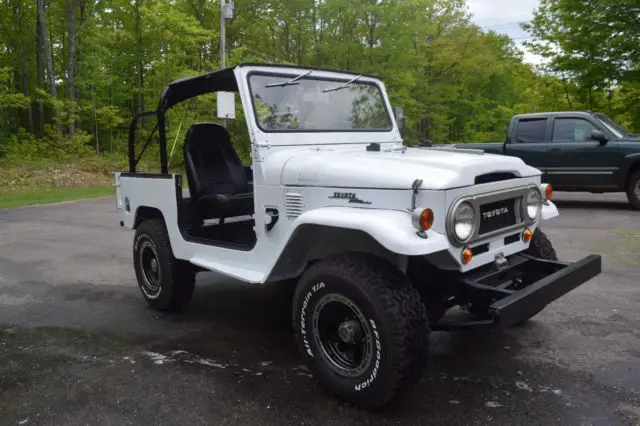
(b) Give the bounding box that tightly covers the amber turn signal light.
[419,209,434,231]
[412,208,434,231]
[461,247,473,265]
[523,228,533,242]
[542,183,552,200]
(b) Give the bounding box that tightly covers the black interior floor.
[183,219,257,248]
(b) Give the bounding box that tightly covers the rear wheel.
[133,219,196,312]
[626,171,640,210]
[292,254,429,410]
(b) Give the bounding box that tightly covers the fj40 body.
[114,63,602,409]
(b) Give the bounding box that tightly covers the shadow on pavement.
[554,198,634,211]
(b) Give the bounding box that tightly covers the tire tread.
[293,253,429,410]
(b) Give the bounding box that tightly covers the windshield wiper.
[265,70,312,88]
[322,75,362,93]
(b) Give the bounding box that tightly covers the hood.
[277,146,540,190]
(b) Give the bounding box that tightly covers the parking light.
[412,208,434,231]
[461,247,473,265]
[541,183,553,201]
[523,228,533,242]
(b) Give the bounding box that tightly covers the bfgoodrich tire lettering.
[292,253,430,410]
[133,219,196,312]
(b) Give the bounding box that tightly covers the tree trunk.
[135,0,145,115]
[93,82,99,154]
[16,2,33,133]
[36,0,46,137]
[67,0,77,135]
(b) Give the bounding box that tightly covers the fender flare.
[287,207,449,256]
[264,207,450,282]
[541,200,559,221]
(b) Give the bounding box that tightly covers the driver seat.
[183,122,254,225]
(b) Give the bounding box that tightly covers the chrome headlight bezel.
[447,200,476,244]
[523,187,543,223]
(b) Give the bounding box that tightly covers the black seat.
[183,122,254,225]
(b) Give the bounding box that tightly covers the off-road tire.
[292,253,430,410]
[526,227,558,261]
[133,219,196,312]
[467,228,557,324]
[625,171,640,210]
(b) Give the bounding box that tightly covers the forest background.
[1,0,638,206]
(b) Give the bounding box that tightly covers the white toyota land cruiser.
[114,63,602,410]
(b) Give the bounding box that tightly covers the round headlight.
[453,202,475,242]
[525,188,542,221]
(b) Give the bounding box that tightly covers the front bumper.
[461,253,602,329]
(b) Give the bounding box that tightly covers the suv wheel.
[292,254,429,410]
[133,219,196,312]
[626,171,640,210]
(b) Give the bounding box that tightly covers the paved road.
[1,193,639,425]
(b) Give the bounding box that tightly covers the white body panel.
[115,63,561,285]
[275,146,539,190]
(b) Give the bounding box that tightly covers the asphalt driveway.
[0,192,639,425]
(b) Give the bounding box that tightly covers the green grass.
[0,186,114,209]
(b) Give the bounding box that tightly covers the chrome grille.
[447,185,536,246]
[478,198,518,235]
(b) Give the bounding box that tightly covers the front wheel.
[292,254,430,410]
[626,171,640,210]
[133,219,196,312]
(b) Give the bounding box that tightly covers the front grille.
[478,198,518,235]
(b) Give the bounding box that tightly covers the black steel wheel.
[133,219,196,312]
[313,293,374,378]
[138,239,162,299]
[292,253,430,410]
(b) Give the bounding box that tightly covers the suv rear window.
[514,119,547,143]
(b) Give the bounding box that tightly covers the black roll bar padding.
[158,109,168,174]
[128,110,158,173]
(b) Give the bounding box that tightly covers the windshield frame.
[245,70,395,134]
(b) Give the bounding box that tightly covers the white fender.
[291,207,449,256]
[541,200,559,221]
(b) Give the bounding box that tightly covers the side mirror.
[395,106,405,136]
[591,129,608,145]
[419,139,433,147]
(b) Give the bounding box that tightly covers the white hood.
[272,146,540,190]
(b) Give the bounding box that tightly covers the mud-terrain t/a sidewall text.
[292,254,430,409]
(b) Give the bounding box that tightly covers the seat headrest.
[185,123,230,151]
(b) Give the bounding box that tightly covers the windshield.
[247,72,393,132]
[593,112,635,138]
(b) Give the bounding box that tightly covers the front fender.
[541,200,559,221]
[292,207,449,256]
